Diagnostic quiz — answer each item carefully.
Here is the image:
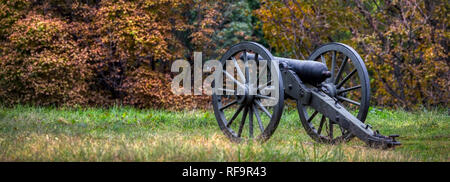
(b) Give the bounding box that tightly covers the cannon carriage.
[211,41,400,149]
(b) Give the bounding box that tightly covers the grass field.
[0,105,448,161]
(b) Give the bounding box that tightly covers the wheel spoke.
[330,51,336,83]
[226,104,244,127]
[328,120,334,139]
[320,55,326,66]
[259,86,275,94]
[336,96,361,106]
[307,110,319,123]
[255,100,272,118]
[223,70,245,89]
[248,105,254,138]
[217,88,235,94]
[337,85,361,94]
[253,104,264,132]
[258,80,273,90]
[336,68,356,89]
[255,53,260,91]
[237,106,249,137]
[232,57,245,82]
[220,99,238,111]
[334,56,348,84]
[317,115,326,135]
[255,94,276,100]
[339,125,346,135]
[243,51,249,85]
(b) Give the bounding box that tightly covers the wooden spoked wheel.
[212,42,284,142]
[298,43,371,144]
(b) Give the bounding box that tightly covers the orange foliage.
[0,13,92,106]
[0,0,211,109]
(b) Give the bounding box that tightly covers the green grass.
[0,105,448,161]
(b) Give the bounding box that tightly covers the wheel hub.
[322,83,337,97]
[237,86,255,106]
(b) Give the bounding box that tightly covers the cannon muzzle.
[281,59,331,85]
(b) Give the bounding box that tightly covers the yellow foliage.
[256,0,448,109]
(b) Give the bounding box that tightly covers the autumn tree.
[91,0,191,102]
[0,0,208,109]
[255,0,357,58]
[256,0,448,109]
[0,13,92,106]
[352,0,448,108]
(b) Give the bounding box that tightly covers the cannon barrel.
[241,53,331,85]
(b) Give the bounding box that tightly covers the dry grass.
[0,105,448,161]
[0,132,415,162]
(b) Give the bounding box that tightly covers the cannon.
[211,41,400,149]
